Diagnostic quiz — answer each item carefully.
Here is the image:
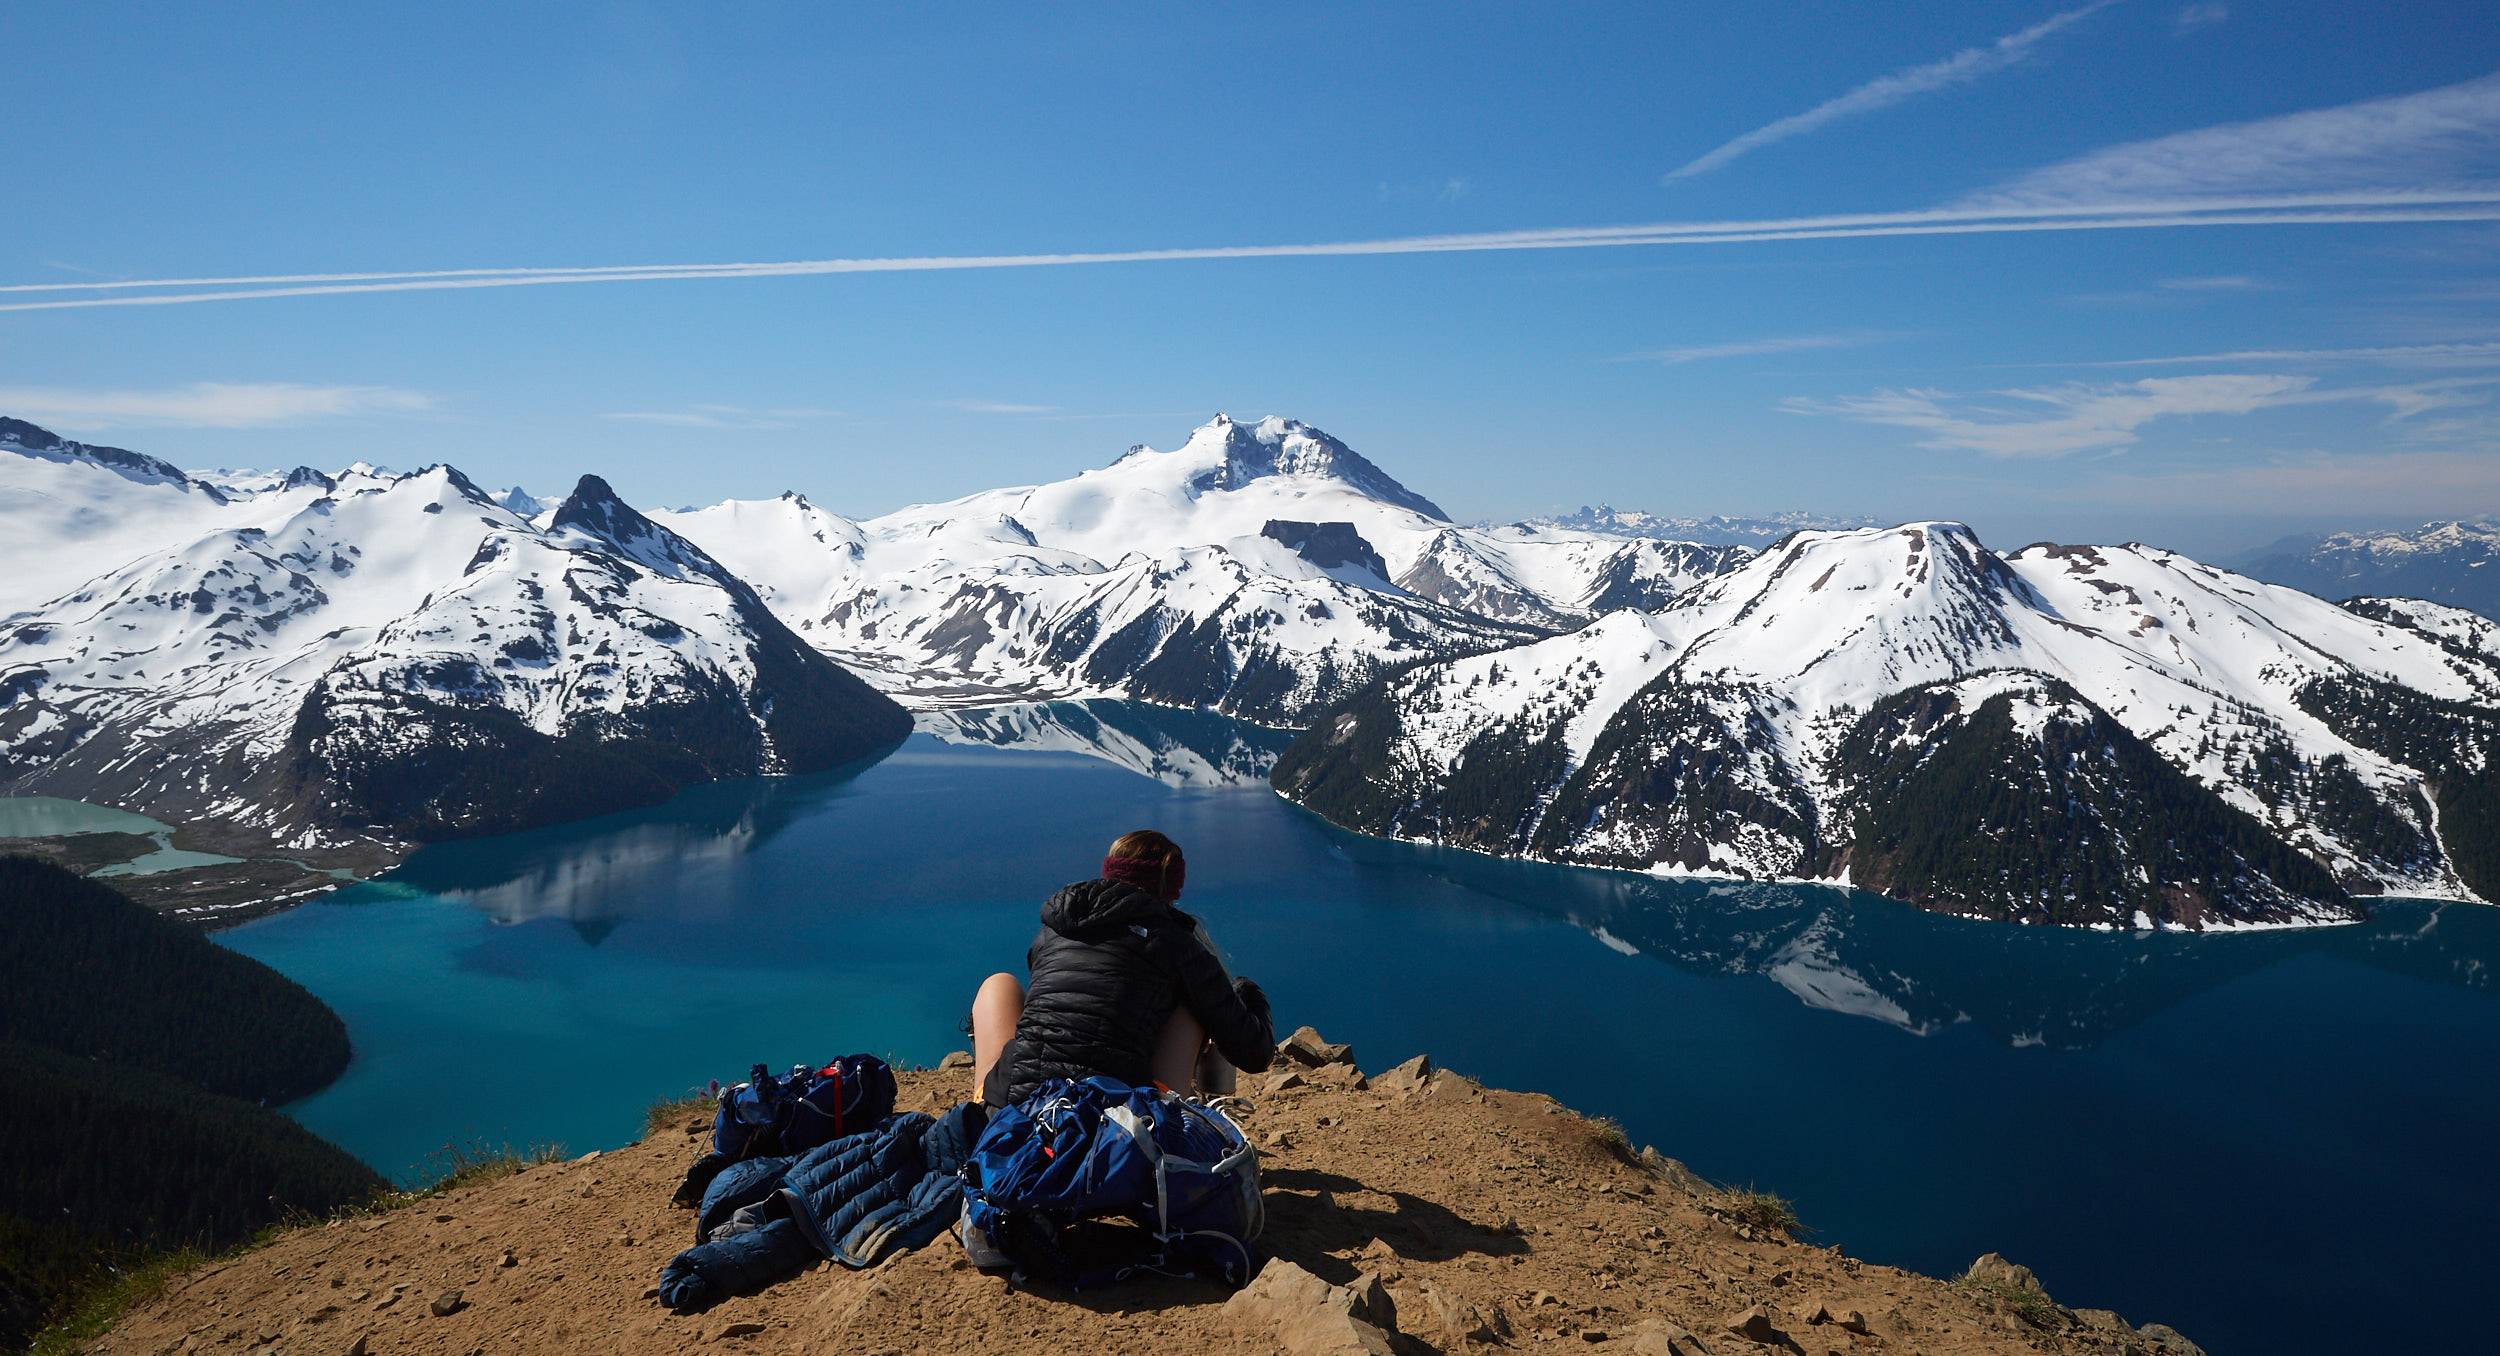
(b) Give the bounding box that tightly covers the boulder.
[1373,1053,1433,1095]
[1964,1252,2046,1297]
[1281,1026,1355,1067]
[1223,1257,1399,1356]
[937,1050,974,1070]
[427,1291,465,1317]
[1630,1319,1711,1356]
[1416,1280,1511,1345]
[2139,1322,2208,1356]
[1342,1272,1397,1330]
[1638,1146,1713,1196]
[1722,1304,1793,1347]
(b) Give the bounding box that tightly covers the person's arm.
[1164,928,1275,1075]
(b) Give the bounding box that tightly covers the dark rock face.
[1262,520,1392,581]
[1824,677,2355,928]
[1534,679,1817,875]
[2295,669,2500,903]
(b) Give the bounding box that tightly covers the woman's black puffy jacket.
[994,878,1273,1104]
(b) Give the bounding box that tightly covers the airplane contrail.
[5,190,2497,314]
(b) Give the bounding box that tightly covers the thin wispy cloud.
[2019,340,2500,368]
[2174,3,2228,35]
[935,399,1059,415]
[2054,449,2500,516]
[1376,177,1471,205]
[0,381,431,430]
[6,190,2500,315]
[1663,2,2115,182]
[2157,274,2262,290]
[1789,373,2493,457]
[1967,68,2500,207]
[602,404,840,430]
[1631,333,1879,365]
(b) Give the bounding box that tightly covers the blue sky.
[5,1,2498,557]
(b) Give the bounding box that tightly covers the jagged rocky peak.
[1130,413,1450,520]
[551,474,743,586]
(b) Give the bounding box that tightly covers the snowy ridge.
[1275,523,2500,927]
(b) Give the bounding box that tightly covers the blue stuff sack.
[958,1076,1261,1289]
[712,1054,896,1160]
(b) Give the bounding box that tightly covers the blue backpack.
[713,1055,897,1161]
[958,1077,1262,1289]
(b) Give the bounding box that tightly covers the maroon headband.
[1102,853,1184,902]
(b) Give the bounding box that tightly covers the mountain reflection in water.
[918,700,1296,787]
[1334,835,2495,1050]
[375,751,887,933]
[373,698,2490,1050]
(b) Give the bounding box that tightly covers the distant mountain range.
[1526,505,1881,545]
[5,411,2495,929]
[2237,518,2500,620]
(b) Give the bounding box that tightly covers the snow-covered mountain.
[1274,522,2500,929]
[0,432,907,852]
[654,415,1748,723]
[2240,518,2500,621]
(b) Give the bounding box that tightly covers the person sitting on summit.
[968,829,1274,1106]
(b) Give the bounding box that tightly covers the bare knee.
[1150,1004,1207,1094]
[971,973,1026,1103]
[974,972,1025,1013]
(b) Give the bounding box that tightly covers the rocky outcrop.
[76,1056,2205,1356]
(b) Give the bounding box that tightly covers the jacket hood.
[1040,878,1169,935]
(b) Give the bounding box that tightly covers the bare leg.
[970,972,1025,1105]
[1150,1005,1235,1097]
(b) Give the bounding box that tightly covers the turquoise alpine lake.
[0,794,250,875]
[216,702,2500,1356]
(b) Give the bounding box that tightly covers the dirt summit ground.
[86,1040,2207,1356]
